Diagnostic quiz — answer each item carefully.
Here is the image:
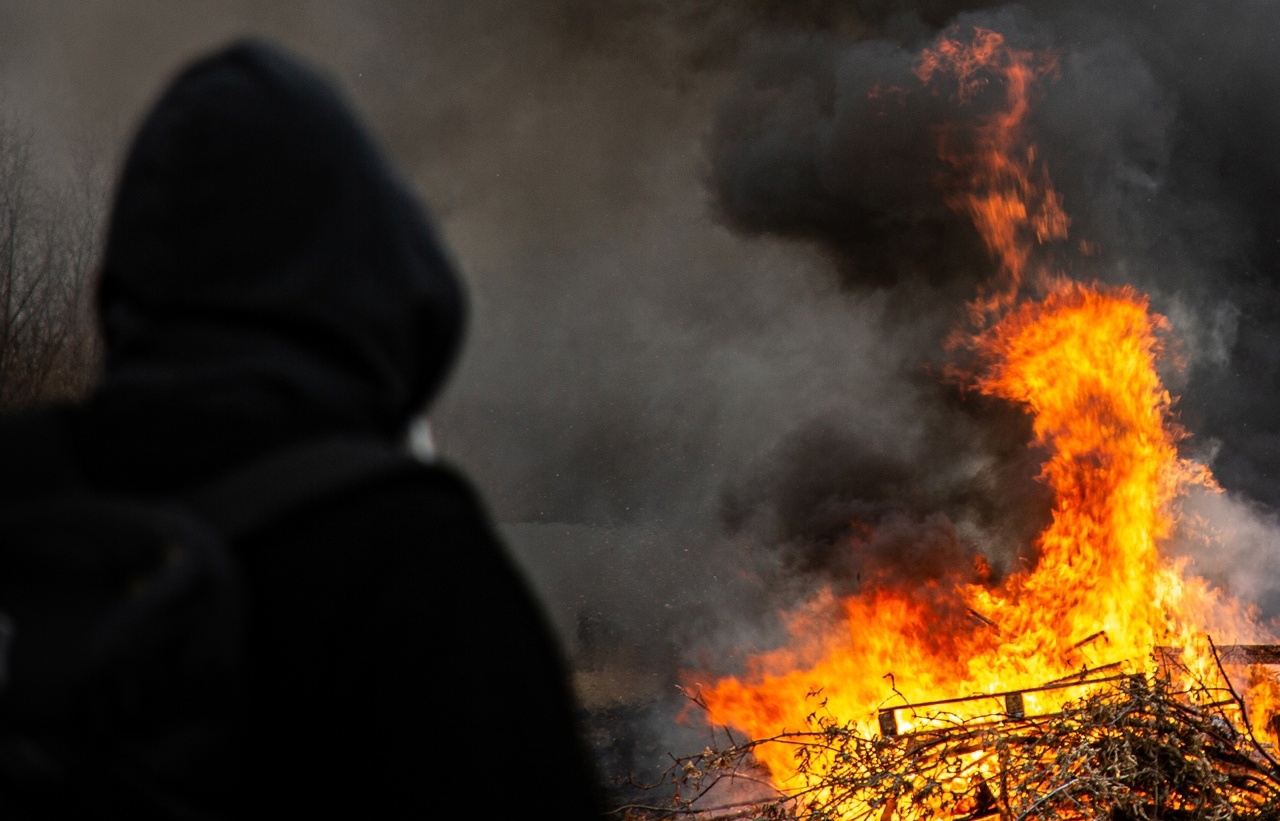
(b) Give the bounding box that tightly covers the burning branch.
[623,645,1280,821]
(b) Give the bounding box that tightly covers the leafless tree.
[0,119,104,410]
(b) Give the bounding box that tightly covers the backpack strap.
[182,438,422,541]
[0,408,418,542]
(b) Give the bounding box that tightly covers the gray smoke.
[7,0,1280,804]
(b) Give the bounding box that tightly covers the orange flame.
[690,26,1280,816]
[915,28,1067,316]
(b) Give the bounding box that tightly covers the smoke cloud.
[8,0,1280,804]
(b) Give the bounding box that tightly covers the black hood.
[93,39,465,443]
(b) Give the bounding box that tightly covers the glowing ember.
[687,25,1280,818]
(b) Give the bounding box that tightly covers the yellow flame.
[690,26,1280,818]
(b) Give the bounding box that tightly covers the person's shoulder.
[342,453,494,520]
[401,456,485,497]
[249,441,498,541]
[0,403,82,498]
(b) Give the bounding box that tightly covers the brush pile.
[619,653,1280,821]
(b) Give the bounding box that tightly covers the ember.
[621,25,1280,821]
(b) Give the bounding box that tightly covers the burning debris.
[625,643,1280,821]
[620,22,1280,821]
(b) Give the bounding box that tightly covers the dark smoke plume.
[703,1,1280,605]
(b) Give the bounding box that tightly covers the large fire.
[686,27,1280,820]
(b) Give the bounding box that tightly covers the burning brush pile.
[636,646,1280,821]
[620,25,1280,821]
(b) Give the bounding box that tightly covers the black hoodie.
[80,38,466,485]
[0,40,605,818]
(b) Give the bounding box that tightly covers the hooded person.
[0,39,606,818]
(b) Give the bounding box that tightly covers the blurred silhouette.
[0,39,606,818]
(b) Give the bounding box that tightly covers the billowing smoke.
[702,1,1280,611]
[7,0,1280,805]
[633,0,1280,796]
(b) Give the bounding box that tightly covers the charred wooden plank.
[1218,644,1280,665]
[1155,644,1280,665]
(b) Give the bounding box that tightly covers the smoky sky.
[708,0,1280,508]
[7,0,1280,801]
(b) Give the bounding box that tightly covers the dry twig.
[620,651,1280,821]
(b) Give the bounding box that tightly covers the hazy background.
[6,0,1280,801]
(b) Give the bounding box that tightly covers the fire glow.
[687,27,1280,818]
